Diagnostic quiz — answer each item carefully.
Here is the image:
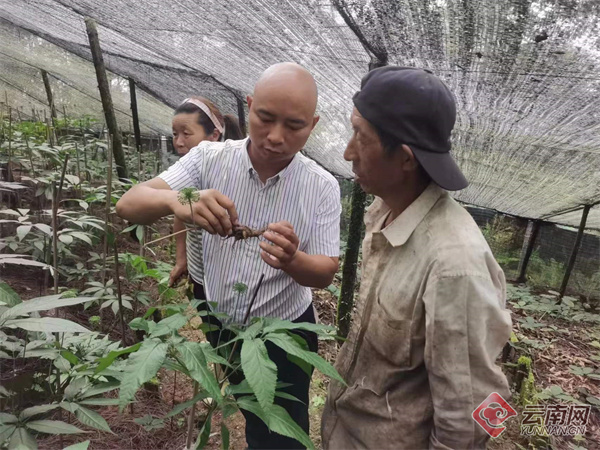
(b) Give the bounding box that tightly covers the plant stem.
[143,228,188,247]
[219,273,266,383]
[7,106,12,182]
[113,239,127,346]
[52,155,70,297]
[23,132,35,177]
[185,381,200,449]
[171,371,178,430]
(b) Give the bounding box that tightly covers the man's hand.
[169,259,188,287]
[259,221,299,269]
[172,189,239,237]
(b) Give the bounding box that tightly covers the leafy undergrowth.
[489,285,600,450]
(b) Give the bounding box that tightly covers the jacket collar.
[381,183,445,247]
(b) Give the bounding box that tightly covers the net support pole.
[85,17,128,180]
[336,179,367,338]
[236,95,247,136]
[128,78,143,153]
[40,70,57,122]
[559,205,591,301]
[516,220,541,283]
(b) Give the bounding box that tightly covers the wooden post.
[236,95,247,136]
[85,18,128,180]
[40,70,57,122]
[559,205,591,300]
[516,220,541,283]
[128,78,142,153]
[336,181,367,338]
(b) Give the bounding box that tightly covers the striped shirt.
[159,138,341,322]
[185,229,204,285]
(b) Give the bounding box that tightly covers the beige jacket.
[322,184,512,449]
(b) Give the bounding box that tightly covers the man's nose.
[267,124,285,146]
[343,143,354,161]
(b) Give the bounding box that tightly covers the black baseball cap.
[353,66,468,191]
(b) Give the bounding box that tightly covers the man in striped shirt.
[116,62,341,449]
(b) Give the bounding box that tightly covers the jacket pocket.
[363,303,412,368]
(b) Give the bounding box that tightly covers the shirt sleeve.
[305,179,341,257]
[422,273,512,449]
[158,145,204,190]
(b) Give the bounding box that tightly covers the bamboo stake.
[102,135,113,284]
[559,205,591,301]
[85,18,128,180]
[113,239,127,346]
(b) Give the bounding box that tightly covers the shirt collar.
[381,183,445,247]
[243,138,300,181]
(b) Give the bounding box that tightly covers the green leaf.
[26,420,84,434]
[19,404,60,420]
[266,333,345,385]
[75,406,113,433]
[0,282,21,307]
[59,234,74,245]
[136,225,144,243]
[62,440,90,450]
[1,294,93,321]
[60,402,80,415]
[119,339,168,410]
[165,391,210,418]
[60,350,80,366]
[70,232,93,246]
[199,342,231,367]
[94,343,141,375]
[133,415,164,431]
[78,398,120,406]
[241,339,277,412]
[236,397,314,449]
[64,377,89,401]
[4,318,90,333]
[151,313,188,337]
[0,424,17,443]
[262,318,336,335]
[180,342,222,402]
[275,391,304,404]
[8,427,37,450]
[81,381,119,399]
[587,396,600,406]
[0,412,18,424]
[16,225,32,241]
[194,410,212,449]
[221,423,230,450]
[264,403,314,450]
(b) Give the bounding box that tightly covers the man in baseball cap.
[321,67,512,449]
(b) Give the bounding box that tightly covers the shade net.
[1,0,600,229]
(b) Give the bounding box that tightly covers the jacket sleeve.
[422,273,512,449]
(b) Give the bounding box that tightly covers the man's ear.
[311,115,320,130]
[400,144,420,171]
[246,95,253,110]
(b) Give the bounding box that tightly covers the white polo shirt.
[159,138,341,322]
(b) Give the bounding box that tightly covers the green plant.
[99,300,343,449]
[0,289,128,448]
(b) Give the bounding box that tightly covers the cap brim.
[411,146,468,191]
